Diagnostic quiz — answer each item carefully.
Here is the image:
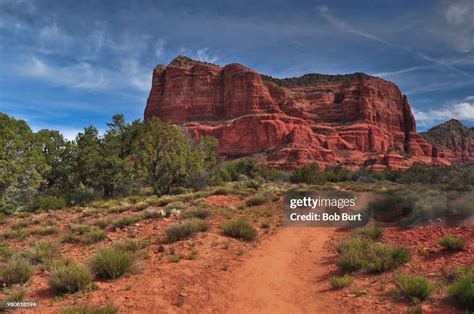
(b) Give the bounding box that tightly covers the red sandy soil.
[1,194,472,313]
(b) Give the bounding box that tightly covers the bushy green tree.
[0,114,48,213]
[35,129,75,193]
[139,118,218,195]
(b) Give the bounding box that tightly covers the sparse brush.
[245,196,267,207]
[93,218,111,229]
[438,234,465,251]
[364,244,411,273]
[330,275,352,289]
[59,303,117,314]
[336,236,410,273]
[352,227,383,241]
[212,187,233,195]
[447,269,474,311]
[113,240,149,252]
[164,201,186,211]
[182,208,210,219]
[0,244,13,262]
[48,260,93,294]
[112,214,144,229]
[396,274,434,304]
[11,219,33,230]
[62,224,106,245]
[3,286,27,302]
[165,219,209,242]
[89,248,135,280]
[0,256,32,286]
[107,205,128,214]
[1,229,29,239]
[142,209,164,219]
[33,226,59,236]
[22,241,58,264]
[222,219,257,241]
[168,254,181,263]
[133,202,148,211]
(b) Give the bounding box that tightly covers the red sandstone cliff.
[421,119,474,164]
[144,55,455,170]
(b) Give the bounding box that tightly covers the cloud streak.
[413,97,474,127]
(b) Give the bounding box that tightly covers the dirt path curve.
[218,227,347,314]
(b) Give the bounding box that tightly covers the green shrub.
[33,226,59,236]
[59,303,117,314]
[290,163,326,184]
[168,254,181,263]
[364,245,411,273]
[213,158,269,183]
[455,203,474,218]
[245,196,266,207]
[447,270,474,311]
[107,205,128,214]
[113,240,149,252]
[112,214,144,229]
[35,196,67,211]
[330,275,352,289]
[83,229,107,245]
[0,257,32,286]
[48,261,92,294]
[142,209,164,219]
[23,241,58,264]
[133,202,148,211]
[396,274,434,304]
[352,227,383,241]
[164,201,185,211]
[335,236,373,272]
[336,236,410,273]
[438,234,465,251]
[0,244,13,262]
[1,229,28,239]
[165,219,209,242]
[63,224,106,245]
[212,187,233,195]
[2,286,27,302]
[182,208,210,219]
[93,218,111,229]
[369,195,416,223]
[222,219,257,241]
[90,248,135,280]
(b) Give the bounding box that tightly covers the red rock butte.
[144,55,472,170]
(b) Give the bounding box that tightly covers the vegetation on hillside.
[1,112,472,215]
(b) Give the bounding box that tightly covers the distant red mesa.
[144,56,474,170]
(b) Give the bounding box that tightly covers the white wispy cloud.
[155,38,166,59]
[17,55,152,93]
[373,66,433,78]
[23,57,106,89]
[445,0,474,52]
[316,6,399,49]
[196,48,218,63]
[318,5,474,80]
[413,97,474,127]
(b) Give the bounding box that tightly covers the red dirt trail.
[213,227,373,314]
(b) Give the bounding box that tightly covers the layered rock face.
[422,119,474,164]
[144,56,454,169]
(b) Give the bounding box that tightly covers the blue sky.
[1,0,473,139]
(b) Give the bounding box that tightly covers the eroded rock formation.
[422,119,474,164]
[144,56,463,169]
